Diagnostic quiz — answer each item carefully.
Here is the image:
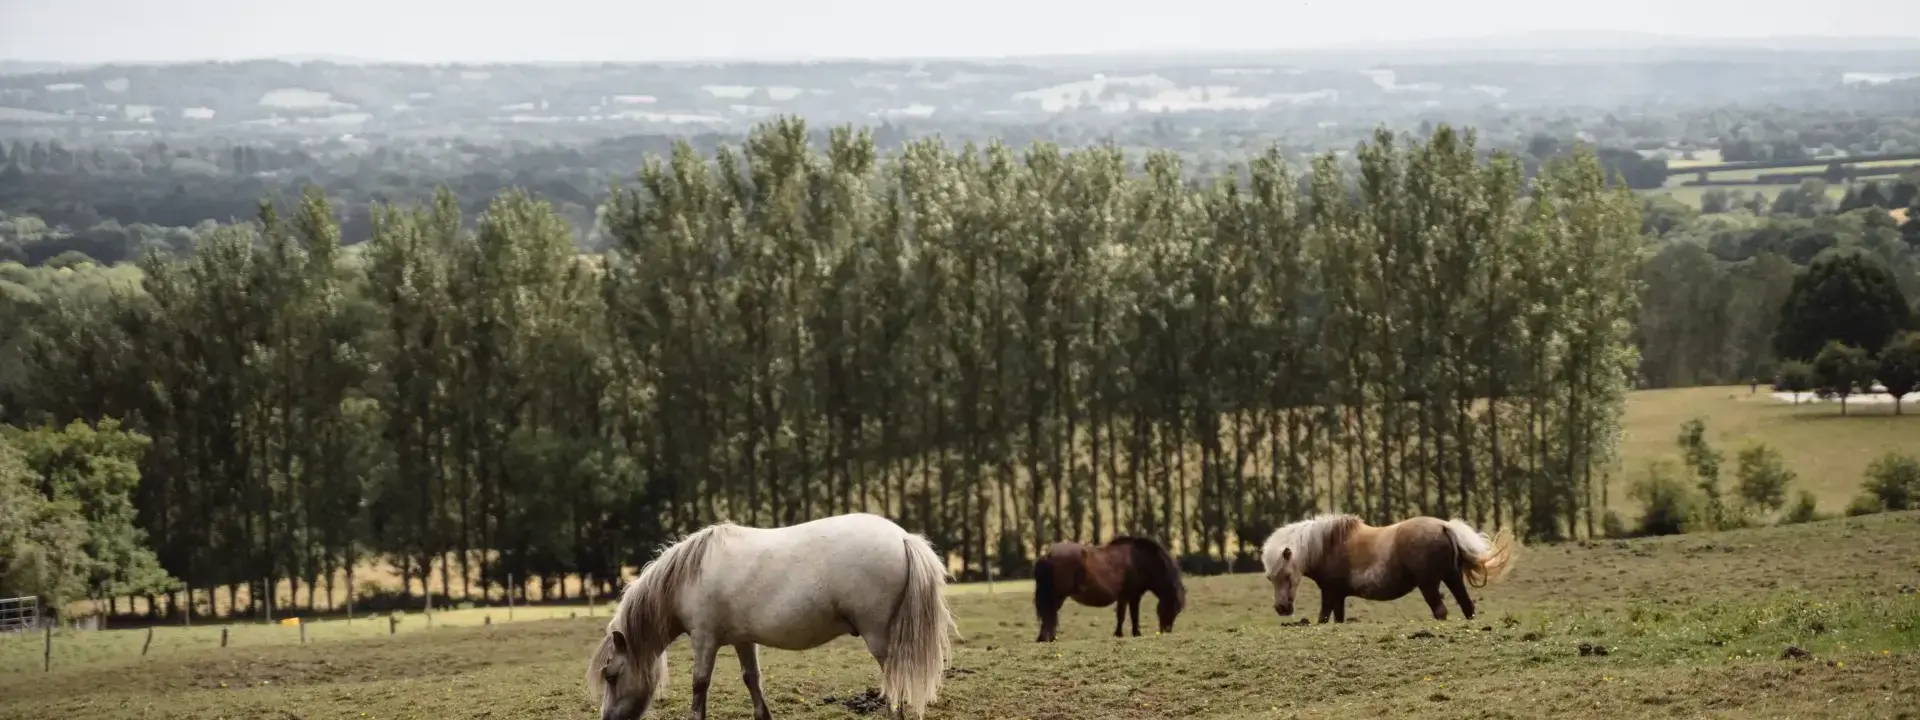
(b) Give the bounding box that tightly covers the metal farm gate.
[0,595,41,633]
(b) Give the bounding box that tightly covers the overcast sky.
[3,0,1918,64]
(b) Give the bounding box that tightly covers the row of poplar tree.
[5,118,1643,618]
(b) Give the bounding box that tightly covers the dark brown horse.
[1032,536,1185,642]
[1259,513,1516,624]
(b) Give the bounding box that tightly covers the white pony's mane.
[587,521,742,698]
[1261,513,1361,577]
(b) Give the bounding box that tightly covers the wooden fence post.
[299,621,307,645]
[142,627,154,657]
[43,624,51,672]
[220,627,229,648]
[507,574,515,622]
[388,615,396,636]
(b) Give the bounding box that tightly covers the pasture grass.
[1615,386,1920,516]
[4,512,1918,719]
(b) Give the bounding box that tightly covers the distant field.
[1654,157,1920,209]
[1614,385,1920,515]
[1658,182,1848,210]
[5,512,1918,718]
[1663,149,1724,169]
[1666,159,1920,185]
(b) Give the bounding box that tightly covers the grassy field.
[4,512,1918,719]
[1668,160,1920,185]
[1614,385,1920,514]
[1655,157,1920,210]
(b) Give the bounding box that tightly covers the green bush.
[1862,452,1918,511]
[1846,493,1884,517]
[1630,460,1696,536]
[1734,441,1795,516]
[1601,509,1630,538]
[1780,490,1821,525]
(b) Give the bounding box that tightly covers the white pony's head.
[1260,515,1353,618]
[1260,524,1304,617]
[586,525,730,719]
[588,627,668,720]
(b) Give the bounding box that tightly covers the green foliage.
[1874,331,1920,414]
[0,118,1655,618]
[0,440,90,612]
[1733,441,1796,516]
[1630,460,1696,536]
[1677,418,1730,529]
[1845,493,1885,517]
[1772,359,1817,402]
[1812,341,1875,414]
[1,419,176,602]
[1600,509,1629,539]
[1773,250,1911,362]
[1780,489,1821,525]
[1861,452,1919,512]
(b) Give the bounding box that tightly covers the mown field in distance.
[3,512,1917,719]
[1654,158,1920,210]
[1658,182,1848,211]
[1613,385,1920,515]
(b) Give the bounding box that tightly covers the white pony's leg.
[687,634,719,720]
[859,629,905,720]
[734,642,773,720]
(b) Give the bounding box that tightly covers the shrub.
[1630,460,1696,536]
[1846,493,1883,517]
[1862,452,1919,511]
[1733,442,1795,516]
[1780,490,1821,525]
[1601,509,1630,539]
[1772,360,1816,403]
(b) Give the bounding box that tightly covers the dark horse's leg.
[1443,573,1477,620]
[1419,582,1449,620]
[1034,555,1062,642]
[1112,598,1127,637]
[1128,594,1142,636]
[1320,592,1347,623]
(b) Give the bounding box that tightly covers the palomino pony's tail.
[884,533,957,719]
[1445,520,1518,588]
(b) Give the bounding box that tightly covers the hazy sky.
[3,0,1918,63]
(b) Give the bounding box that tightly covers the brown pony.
[1032,536,1186,642]
[1259,514,1516,624]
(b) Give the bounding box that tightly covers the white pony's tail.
[884,533,957,719]
[1444,519,1518,588]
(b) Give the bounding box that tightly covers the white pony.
[586,512,957,720]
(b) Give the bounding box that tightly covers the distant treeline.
[2,120,1646,621]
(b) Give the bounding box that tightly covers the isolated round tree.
[1772,249,1911,361]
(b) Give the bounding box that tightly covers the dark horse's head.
[1120,536,1186,633]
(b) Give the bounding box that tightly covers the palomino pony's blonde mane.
[585,521,742,698]
[1262,513,1362,577]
